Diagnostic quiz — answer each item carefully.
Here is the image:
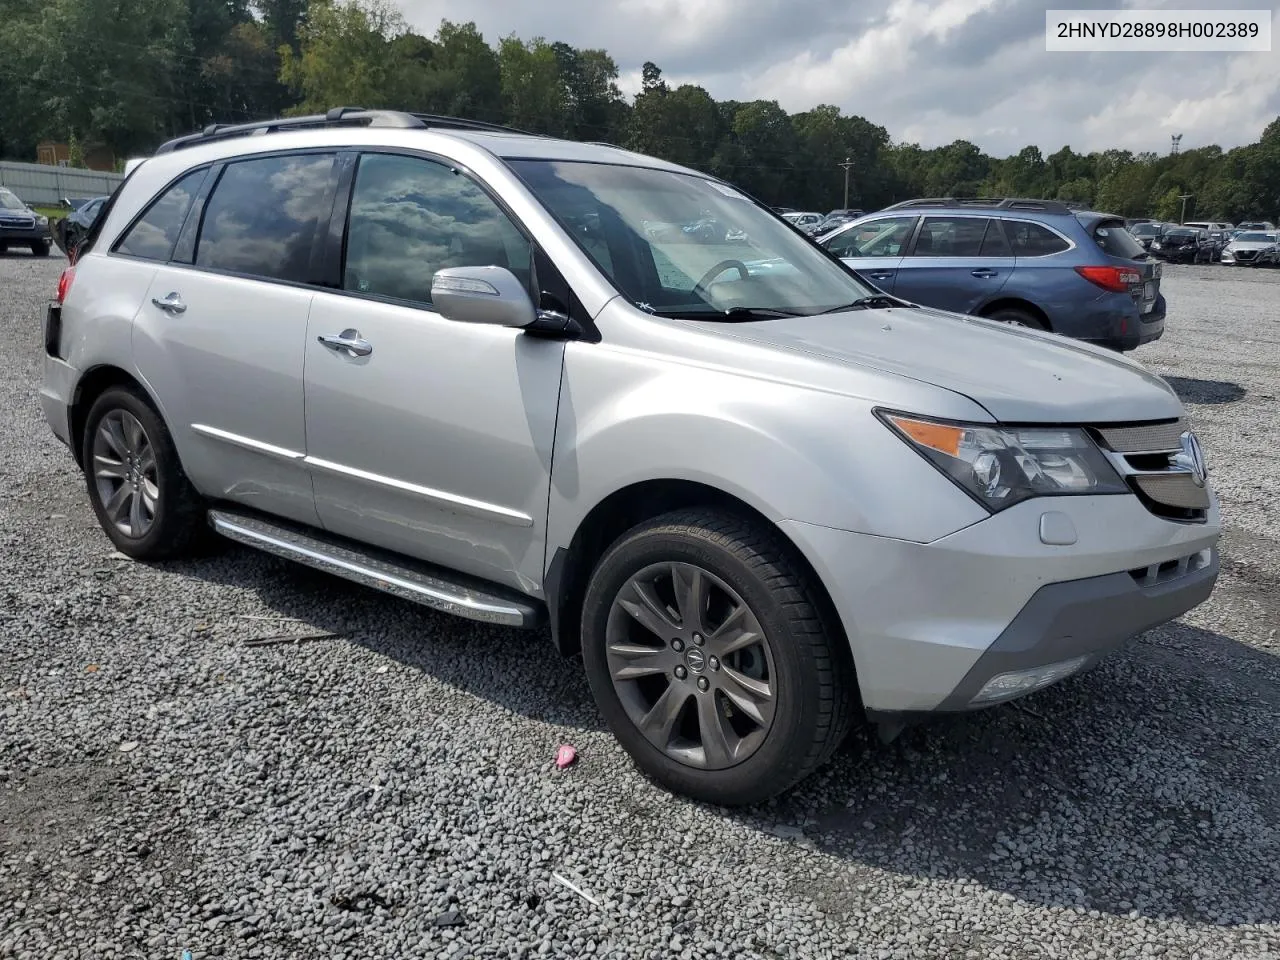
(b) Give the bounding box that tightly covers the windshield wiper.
[817,295,915,313]
[652,306,805,321]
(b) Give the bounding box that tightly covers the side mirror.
[430,266,536,328]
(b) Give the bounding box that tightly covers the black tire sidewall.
[81,387,193,558]
[581,521,830,806]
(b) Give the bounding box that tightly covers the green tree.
[498,36,566,135]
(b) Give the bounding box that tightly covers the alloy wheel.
[604,561,777,771]
[92,409,159,538]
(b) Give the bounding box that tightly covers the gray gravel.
[2,250,1278,959]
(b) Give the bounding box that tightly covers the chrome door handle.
[971,269,999,278]
[867,271,894,281]
[151,292,187,314]
[317,329,373,357]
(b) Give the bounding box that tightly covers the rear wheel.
[984,306,1046,330]
[580,508,856,806]
[82,386,208,560]
[0,243,8,255]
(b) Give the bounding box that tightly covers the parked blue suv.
[816,198,1165,351]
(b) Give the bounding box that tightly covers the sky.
[397,0,1280,157]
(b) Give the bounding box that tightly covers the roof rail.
[154,108,534,155]
[880,197,1075,216]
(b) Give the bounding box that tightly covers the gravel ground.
[1,251,1278,960]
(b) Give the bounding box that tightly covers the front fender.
[545,339,988,563]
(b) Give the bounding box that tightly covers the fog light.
[970,655,1090,705]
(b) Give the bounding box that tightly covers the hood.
[695,306,1183,424]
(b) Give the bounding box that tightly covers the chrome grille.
[1091,419,1209,522]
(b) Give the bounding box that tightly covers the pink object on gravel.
[554,744,578,769]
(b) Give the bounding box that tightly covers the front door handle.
[867,271,895,281]
[317,329,373,357]
[151,292,187,314]
[970,269,999,278]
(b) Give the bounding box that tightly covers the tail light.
[1075,265,1141,293]
[56,266,75,304]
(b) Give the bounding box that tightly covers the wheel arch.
[977,297,1052,331]
[68,365,158,467]
[543,478,851,675]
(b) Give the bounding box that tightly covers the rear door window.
[909,217,990,256]
[115,170,208,261]
[1001,220,1071,257]
[1091,218,1147,259]
[195,153,337,283]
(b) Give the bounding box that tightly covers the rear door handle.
[151,292,187,314]
[317,329,373,357]
[970,269,999,278]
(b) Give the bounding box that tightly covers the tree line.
[3,0,1278,220]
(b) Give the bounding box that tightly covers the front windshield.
[1131,224,1160,236]
[1237,232,1276,242]
[0,189,26,211]
[508,160,875,317]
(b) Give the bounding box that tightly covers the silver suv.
[41,110,1221,806]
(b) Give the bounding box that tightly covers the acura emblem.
[1174,431,1207,487]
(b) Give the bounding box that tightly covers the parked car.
[53,194,110,258]
[1149,227,1213,263]
[826,207,865,219]
[1128,221,1165,251]
[1220,230,1280,266]
[1183,220,1231,233]
[42,110,1219,806]
[811,212,857,235]
[1237,221,1277,231]
[816,197,1164,350]
[1124,217,1156,228]
[0,186,53,256]
[781,211,825,234]
[1205,230,1231,260]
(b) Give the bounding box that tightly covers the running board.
[207,509,542,628]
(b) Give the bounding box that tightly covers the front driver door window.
[823,215,917,292]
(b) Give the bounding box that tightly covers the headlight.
[36,215,48,226]
[1151,242,1161,249]
[879,412,1128,511]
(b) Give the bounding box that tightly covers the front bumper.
[781,492,1221,714]
[0,225,51,243]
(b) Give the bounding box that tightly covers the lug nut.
[692,633,704,646]
[697,677,709,691]
[674,666,687,680]
[709,656,720,672]
[671,638,684,652]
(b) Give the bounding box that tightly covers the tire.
[0,243,8,255]
[31,240,51,257]
[81,385,208,560]
[580,508,856,806]
[984,306,1045,330]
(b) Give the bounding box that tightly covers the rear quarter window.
[1001,220,1071,257]
[1090,219,1147,259]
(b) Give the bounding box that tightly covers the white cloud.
[397,0,1280,154]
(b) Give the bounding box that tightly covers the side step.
[208,509,542,628]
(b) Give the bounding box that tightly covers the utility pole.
[1178,194,1193,224]
[838,156,854,209]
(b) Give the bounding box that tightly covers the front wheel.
[82,386,209,560]
[580,509,856,806]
